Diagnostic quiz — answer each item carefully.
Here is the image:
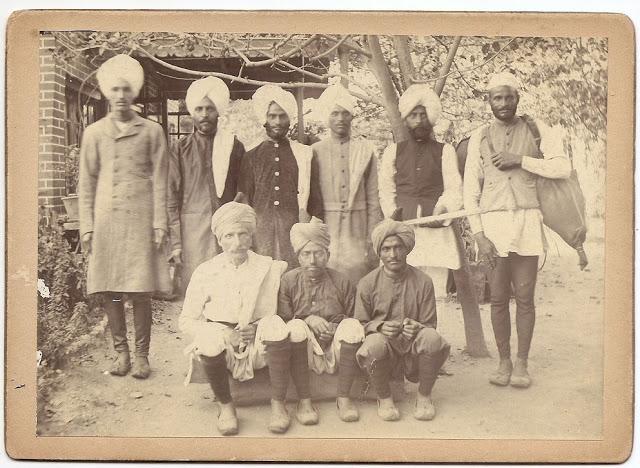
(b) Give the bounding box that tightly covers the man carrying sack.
[463,71,571,389]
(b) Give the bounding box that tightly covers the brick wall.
[38,32,100,212]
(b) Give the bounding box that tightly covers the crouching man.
[276,218,365,426]
[355,216,451,421]
[179,196,289,436]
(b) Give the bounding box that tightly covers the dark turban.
[371,218,416,255]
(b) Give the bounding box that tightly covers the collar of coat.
[102,112,147,140]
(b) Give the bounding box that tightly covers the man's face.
[106,78,135,114]
[489,86,519,122]
[298,242,329,278]
[327,105,353,137]
[192,96,219,135]
[264,102,290,141]
[218,223,252,256]
[404,105,432,141]
[379,235,409,274]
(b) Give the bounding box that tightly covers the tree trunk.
[392,35,416,90]
[365,35,409,142]
[452,220,490,357]
[434,36,462,96]
[295,87,305,144]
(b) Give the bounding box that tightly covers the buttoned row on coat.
[78,114,171,295]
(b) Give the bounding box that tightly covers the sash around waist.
[323,201,367,212]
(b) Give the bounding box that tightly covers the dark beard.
[409,125,432,141]
[264,122,290,142]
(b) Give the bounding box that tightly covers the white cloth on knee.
[183,316,284,382]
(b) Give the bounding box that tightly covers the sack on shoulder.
[522,115,588,268]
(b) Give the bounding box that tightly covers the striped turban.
[290,217,331,255]
[371,218,416,255]
[210,200,257,242]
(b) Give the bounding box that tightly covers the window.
[65,79,103,146]
[166,98,193,144]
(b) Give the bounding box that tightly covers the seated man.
[354,216,451,422]
[276,218,365,425]
[179,196,290,436]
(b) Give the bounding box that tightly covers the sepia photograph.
[4,9,634,463]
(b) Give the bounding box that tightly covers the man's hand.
[154,229,166,250]
[420,203,447,228]
[305,315,331,336]
[379,320,403,338]
[237,323,257,345]
[318,322,338,343]
[475,232,499,269]
[81,232,93,254]
[401,318,422,339]
[170,249,183,266]
[491,151,523,170]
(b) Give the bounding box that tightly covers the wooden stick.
[403,209,485,226]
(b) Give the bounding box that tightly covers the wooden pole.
[296,87,305,144]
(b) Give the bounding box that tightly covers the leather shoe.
[109,352,131,376]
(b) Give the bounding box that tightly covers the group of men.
[78,54,571,435]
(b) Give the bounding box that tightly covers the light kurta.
[78,113,169,294]
[312,136,382,282]
[167,130,245,291]
[463,117,570,257]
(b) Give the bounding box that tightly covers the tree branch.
[320,34,372,58]
[433,36,462,96]
[392,35,416,89]
[366,35,408,142]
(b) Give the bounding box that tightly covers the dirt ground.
[37,232,604,440]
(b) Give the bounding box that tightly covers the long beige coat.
[78,113,170,294]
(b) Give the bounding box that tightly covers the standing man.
[79,54,169,379]
[354,217,451,421]
[378,84,463,290]
[278,218,365,423]
[464,71,570,388]
[312,84,383,283]
[239,84,323,268]
[167,76,245,295]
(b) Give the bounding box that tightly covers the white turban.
[486,72,521,92]
[210,201,257,242]
[185,76,230,116]
[317,84,356,121]
[96,54,145,98]
[398,84,442,124]
[252,84,297,122]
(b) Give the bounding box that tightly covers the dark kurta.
[277,267,356,323]
[167,131,244,291]
[355,265,437,353]
[239,139,323,267]
[395,138,444,220]
[78,113,169,294]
